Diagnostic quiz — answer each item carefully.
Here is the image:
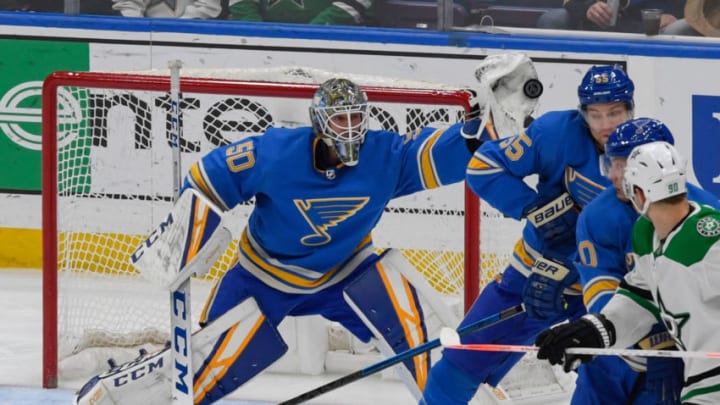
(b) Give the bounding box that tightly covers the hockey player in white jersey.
[536,141,720,405]
[112,0,227,18]
[572,118,720,405]
[72,54,542,405]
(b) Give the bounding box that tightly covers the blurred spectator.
[0,0,228,18]
[228,0,371,25]
[113,0,228,18]
[0,0,115,14]
[663,0,720,36]
[537,0,685,34]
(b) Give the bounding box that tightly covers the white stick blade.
[439,327,461,347]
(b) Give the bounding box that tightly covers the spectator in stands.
[0,0,115,14]
[537,0,685,34]
[112,0,228,18]
[662,0,720,36]
[0,0,229,18]
[228,0,371,25]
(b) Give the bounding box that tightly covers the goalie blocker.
[129,189,232,291]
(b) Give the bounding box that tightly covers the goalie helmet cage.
[41,70,484,389]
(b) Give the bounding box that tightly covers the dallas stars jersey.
[577,184,720,312]
[229,0,371,25]
[602,202,720,404]
[183,124,471,293]
[467,109,610,277]
[113,0,225,18]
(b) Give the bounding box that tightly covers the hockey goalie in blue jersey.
[420,65,636,404]
[572,118,720,405]
[73,53,543,405]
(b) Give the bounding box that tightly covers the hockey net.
[42,66,566,401]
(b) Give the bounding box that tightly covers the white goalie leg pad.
[343,249,460,401]
[130,188,232,290]
[382,249,462,330]
[74,297,281,405]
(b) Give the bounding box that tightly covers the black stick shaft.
[278,304,524,405]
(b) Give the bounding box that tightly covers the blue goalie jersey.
[183,123,471,293]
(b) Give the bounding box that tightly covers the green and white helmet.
[623,141,687,214]
[309,78,369,166]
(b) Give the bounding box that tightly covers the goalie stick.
[278,304,525,405]
[168,59,193,405]
[439,329,720,360]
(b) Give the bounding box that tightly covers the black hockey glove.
[523,192,578,248]
[522,253,578,320]
[535,314,615,372]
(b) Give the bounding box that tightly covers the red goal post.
[41,69,483,388]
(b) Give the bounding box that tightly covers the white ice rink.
[0,269,572,405]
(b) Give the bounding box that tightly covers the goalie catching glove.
[535,313,616,372]
[522,253,578,320]
[460,53,543,141]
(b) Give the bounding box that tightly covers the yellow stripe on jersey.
[188,162,228,211]
[468,155,492,170]
[376,261,428,389]
[418,128,446,189]
[240,230,372,289]
[513,239,536,267]
[189,163,213,198]
[583,279,620,307]
[467,152,503,176]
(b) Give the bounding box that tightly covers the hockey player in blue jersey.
[73,54,544,405]
[536,140,720,404]
[572,117,720,405]
[420,64,635,404]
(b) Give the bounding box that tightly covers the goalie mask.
[622,141,687,215]
[309,78,369,166]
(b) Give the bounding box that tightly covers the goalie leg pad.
[73,348,172,405]
[74,297,287,405]
[343,250,451,399]
[193,297,287,405]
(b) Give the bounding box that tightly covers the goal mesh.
[41,67,521,391]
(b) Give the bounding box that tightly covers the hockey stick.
[168,59,194,405]
[278,304,525,405]
[441,340,720,360]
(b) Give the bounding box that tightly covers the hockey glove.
[522,254,578,320]
[473,53,542,138]
[535,313,616,372]
[523,192,578,248]
[460,87,493,140]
